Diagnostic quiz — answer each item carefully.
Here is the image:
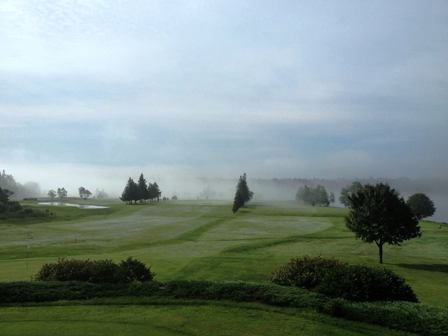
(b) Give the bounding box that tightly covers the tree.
[232,173,254,213]
[340,181,363,207]
[57,188,67,201]
[346,183,421,264]
[296,185,329,206]
[48,189,56,200]
[152,182,161,201]
[78,187,92,200]
[0,188,21,213]
[407,193,436,220]
[121,178,138,204]
[137,173,148,202]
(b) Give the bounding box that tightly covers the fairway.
[0,200,447,306]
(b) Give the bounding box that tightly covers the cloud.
[0,0,447,181]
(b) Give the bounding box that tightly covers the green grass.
[0,200,447,306]
[0,299,414,336]
[0,199,447,335]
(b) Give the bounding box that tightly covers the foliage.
[232,173,254,213]
[272,256,417,302]
[0,169,41,199]
[148,182,161,201]
[0,187,21,214]
[137,173,149,201]
[47,189,56,200]
[323,300,448,336]
[78,186,92,199]
[121,174,162,204]
[296,185,329,206]
[57,187,67,200]
[407,193,436,220]
[35,258,155,283]
[316,265,418,302]
[346,183,420,263]
[0,280,445,335]
[121,177,139,204]
[271,256,346,288]
[119,257,154,282]
[339,181,363,207]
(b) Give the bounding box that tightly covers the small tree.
[48,189,56,200]
[57,188,67,201]
[340,181,363,207]
[152,182,161,201]
[232,173,253,213]
[78,187,92,200]
[407,193,436,220]
[296,185,329,207]
[346,183,421,264]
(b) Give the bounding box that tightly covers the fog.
[3,163,447,222]
[1,2,447,221]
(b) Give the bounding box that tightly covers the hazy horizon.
[1,1,447,192]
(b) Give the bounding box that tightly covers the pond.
[38,202,109,209]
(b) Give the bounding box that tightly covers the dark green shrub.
[317,265,418,302]
[271,256,346,288]
[272,256,417,302]
[89,260,120,283]
[35,258,154,283]
[119,257,154,282]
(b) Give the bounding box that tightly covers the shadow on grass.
[397,263,448,273]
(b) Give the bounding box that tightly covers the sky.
[0,0,447,194]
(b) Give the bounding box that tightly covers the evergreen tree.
[152,182,161,201]
[121,178,138,204]
[137,173,148,202]
[232,173,254,213]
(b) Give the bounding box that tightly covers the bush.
[271,256,346,288]
[272,256,417,302]
[119,257,154,282]
[317,265,418,302]
[35,258,154,283]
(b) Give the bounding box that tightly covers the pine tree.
[137,173,148,202]
[152,182,161,201]
[232,173,254,213]
[121,177,138,204]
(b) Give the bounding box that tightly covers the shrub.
[317,265,418,302]
[35,258,154,283]
[271,256,346,288]
[272,256,417,302]
[119,257,154,282]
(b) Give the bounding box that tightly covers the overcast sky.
[0,0,447,192]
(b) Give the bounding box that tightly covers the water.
[38,202,109,209]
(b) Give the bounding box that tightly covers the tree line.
[121,173,161,204]
[295,185,335,207]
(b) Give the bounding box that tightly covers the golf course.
[0,200,446,335]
